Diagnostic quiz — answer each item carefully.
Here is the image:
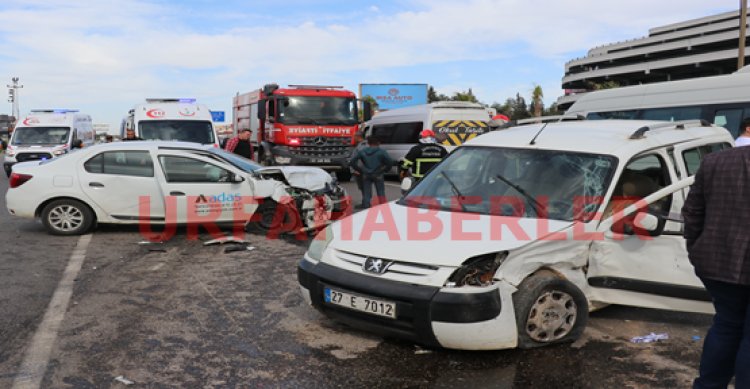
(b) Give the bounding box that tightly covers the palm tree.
[532,85,543,117]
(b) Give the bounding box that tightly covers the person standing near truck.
[224,129,254,160]
[349,136,393,209]
[399,129,447,181]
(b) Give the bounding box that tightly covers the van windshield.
[401,146,617,221]
[279,96,358,126]
[139,120,215,144]
[11,127,71,145]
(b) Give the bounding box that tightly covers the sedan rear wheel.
[41,199,94,235]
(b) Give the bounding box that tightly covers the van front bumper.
[297,258,503,348]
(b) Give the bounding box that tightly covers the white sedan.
[6,141,348,235]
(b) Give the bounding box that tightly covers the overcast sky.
[0,0,741,131]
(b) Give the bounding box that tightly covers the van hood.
[328,202,574,267]
[256,166,333,192]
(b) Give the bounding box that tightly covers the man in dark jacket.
[682,147,750,389]
[349,136,393,209]
[224,129,254,160]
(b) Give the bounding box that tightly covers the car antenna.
[529,122,549,145]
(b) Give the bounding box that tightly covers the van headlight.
[445,251,509,287]
[306,225,334,262]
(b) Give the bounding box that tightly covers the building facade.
[558,10,750,110]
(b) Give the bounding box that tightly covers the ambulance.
[122,98,220,147]
[3,109,94,177]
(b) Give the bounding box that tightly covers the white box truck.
[3,109,95,177]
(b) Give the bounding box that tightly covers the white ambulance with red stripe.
[122,98,219,147]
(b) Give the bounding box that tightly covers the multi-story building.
[558,10,750,110]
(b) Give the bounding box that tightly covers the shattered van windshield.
[402,146,617,221]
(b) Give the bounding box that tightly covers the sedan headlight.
[445,251,509,287]
[306,225,334,262]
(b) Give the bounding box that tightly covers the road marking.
[12,234,92,389]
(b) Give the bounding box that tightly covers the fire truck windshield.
[279,96,357,126]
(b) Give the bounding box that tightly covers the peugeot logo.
[363,257,393,275]
[314,136,327,146]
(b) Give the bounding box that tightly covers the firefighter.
[399,129,448,181]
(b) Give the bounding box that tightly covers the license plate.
[312,158,331,163]
[324,287,396,319]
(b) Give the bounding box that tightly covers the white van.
[3,109,94,177]
[566,66,750,138]
[299,119,732,351]
[122,98,219,147]
[361,102,492,172]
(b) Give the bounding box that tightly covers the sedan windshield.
[203,147,261,172]
[11,127,70,145]
[402,146,617,221]
[279,96,358,126]
[139,120,215,144]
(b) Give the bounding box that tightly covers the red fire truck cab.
[233,84,368,181]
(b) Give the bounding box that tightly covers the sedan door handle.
[170,191,185,196]
[88,182,104,188]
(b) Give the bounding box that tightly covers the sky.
[0,0,741,133]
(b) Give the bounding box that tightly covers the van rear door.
[432,111,489,146]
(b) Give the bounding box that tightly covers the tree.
[531,85,544,117]
[360,95,378,120]
[452,88,479,103]
[428,86,450,102]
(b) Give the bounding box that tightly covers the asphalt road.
[0,174,714,388]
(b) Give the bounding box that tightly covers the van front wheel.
[513,274,588,349]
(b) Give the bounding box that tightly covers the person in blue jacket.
[349,136,394,209]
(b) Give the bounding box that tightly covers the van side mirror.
[612,211,665,236]
[363,101,373,122]
[400,177,413,193]
[257,99,267,120]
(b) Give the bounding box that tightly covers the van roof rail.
[629,119,711,140]
[515,114,586,125]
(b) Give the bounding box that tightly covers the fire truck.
[233,84,368,181]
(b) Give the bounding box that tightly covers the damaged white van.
[298,119,732,350]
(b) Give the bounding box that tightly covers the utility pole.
[7,77,23,122]
[740,0,748,69]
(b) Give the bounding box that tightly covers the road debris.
[414,346,432,355]
[113,375,135,385]
[224,244,256,253]
[204,236,249,246]
[138,240,163,245]
[630,332,669,343]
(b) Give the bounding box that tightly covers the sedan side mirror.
[231,173,245,183]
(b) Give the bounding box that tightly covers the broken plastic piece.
[138,240,163,245]
[203,236,249,246]
[113,375,134,385]
[224,244,256,253]
[630,332,669,343]
[692,335,702,341]
[414,346,432,355]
